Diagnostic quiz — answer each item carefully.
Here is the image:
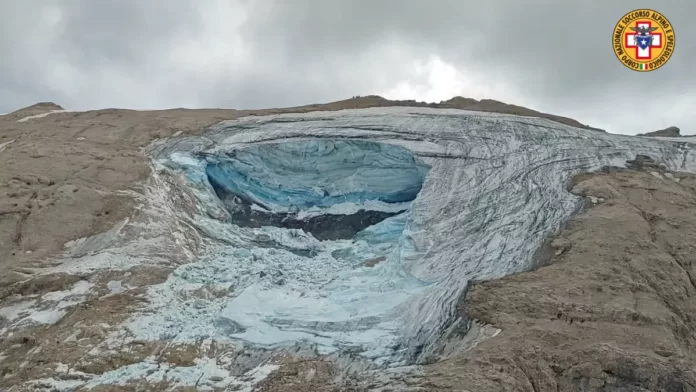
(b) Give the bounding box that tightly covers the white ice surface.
[295,200,411,219]
[650,135,696,143]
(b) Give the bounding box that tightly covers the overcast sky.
[1,1,694,135]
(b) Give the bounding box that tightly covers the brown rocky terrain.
[0,97,694,391]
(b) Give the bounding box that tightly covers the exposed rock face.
[0,98,695,391]
[639,125,681,137]
[11,102,65,113]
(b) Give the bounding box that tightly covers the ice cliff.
[117,107,696,369]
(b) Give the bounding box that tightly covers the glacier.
[76,107,696,375]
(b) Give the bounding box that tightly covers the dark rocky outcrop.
[626,154,668,171]
[639,125,681,137]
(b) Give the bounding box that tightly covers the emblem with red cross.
[625,21,663,60]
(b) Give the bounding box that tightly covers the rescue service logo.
[612,9,675,72]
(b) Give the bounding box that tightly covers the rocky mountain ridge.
[639,125,682,137]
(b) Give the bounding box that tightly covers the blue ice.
[204,140,430,212]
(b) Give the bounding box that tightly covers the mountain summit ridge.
[5,95,603,132]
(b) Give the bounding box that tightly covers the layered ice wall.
[140,107,695,367]
[204,140,429,240]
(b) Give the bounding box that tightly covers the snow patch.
[0,300,37,321]
[0,280,93,328]
[65,356,280,391]
[42,280,93,302]
[0,139,14,153]
[17,110,68,122]
[64,218,129,257]
[650,171,663,179]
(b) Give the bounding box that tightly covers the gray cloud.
[0,0,693,134]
